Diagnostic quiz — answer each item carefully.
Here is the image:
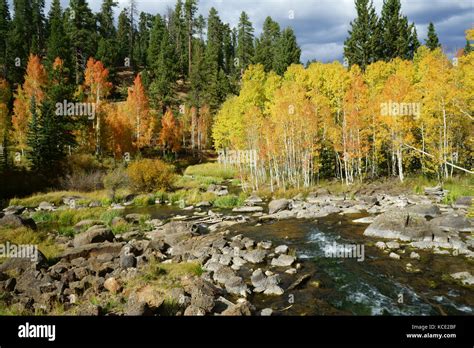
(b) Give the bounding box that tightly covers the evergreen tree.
[426,22,441,50]
[150,29,177,113]
[117,9,132,67]
[379,0,413,60]
[147,14,165,68]
[273,27,301,75]
[46,0,72,73]
[344,0,381,70]
[65,0,97,84]
[184,0,198,76]
[0,0,10,79]
[31,0,46,55]
[7,0,33,84]
[254,16,280,72]
[135,12,153,68]
[96,0,119,71]
[236,11,254,71]
[170,0,187,77]
[464,39,473,55]
[408,24,420,59]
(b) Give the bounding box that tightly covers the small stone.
[389,252,400,260]
[410,251,420,260]
[261,308,273,316]
[275,245,289,254]
[271,254,296,267]
[104,277,121,294]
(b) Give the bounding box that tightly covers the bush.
[184,163,236,179]
[213,194,246,209]
[126,159,176,193]
[59,170,104,192]
[103,166,129,200]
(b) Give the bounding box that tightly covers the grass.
[184,163,237,180]
[125,259,203,292]
[213,193,246,209]
[0,226,63,261]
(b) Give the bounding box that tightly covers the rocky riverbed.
[0,187,472,316]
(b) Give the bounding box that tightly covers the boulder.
[60,242,124,261]
[268,199,290,214]
[0,214,37,230]
[287,274,312,290]
[104,277,121,294]
[275,245,289,254]
[389,252,400,260]
[245,195,263,205]
[271,254,296,267]
[73,226,114,248]
[242,249,267,264]
[406,204,441,218]
[213,266,235,284]
[429,215,473,233]
[73,219,103,233]
[224,276,248,297]
[37,201,55,211]
[364,209,439,241]
[184,305,206,316]
[2,205,25,215]
[221,300,253,316]
[147,221,201,247]
[453,196,473,209]
[450,271,474,285]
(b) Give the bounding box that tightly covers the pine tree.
[184,0,198,76]
[150,29,177,113]
[344,0,380,70]
[117,9,132,67]
[46,0,72,74]
[65,0,97,84]
[26,95,40,169]
[147,14,165,68]
[273,28,301,75]
[408,25,421,58]
[170,0,187,77]
[31,0,46,55]
[7,0,33,84]
[426,22,441,50]
[135,12,153,68]
[464,39,472,55]
[379,0,413,60]
[96,0,119,72]
[237,11,254,71]
[254,17,280,72]
[0,0,10,79]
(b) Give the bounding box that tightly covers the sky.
[41,0,474,62]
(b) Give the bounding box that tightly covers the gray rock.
[245,195,263,205]
[232,206,264,213]
[184,305,206,316]
[268,199,290,214]
[275,245,289,254]
[386,241,400,250]
[257,241,272,250]
[410,251,420,260]
[213,266,236,284]
[450,271,474,285]
[224,276,248,297]
[287,273,311,290]
[37,201,55,211]
[242,249,267,264]
[271,254,296,267]
[406,204,441,218]
[60,242,124,261]
[261,308,273,316]
[221,300,253,316]
[453,196,473,209]
[389,252,400,260]
[429,215,473,232]
[2,205,25,215]
[364,209,440,241]
[0,214,37,230]
[73,219,103,232]
[73,226,114,248]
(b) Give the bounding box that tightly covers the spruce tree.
[170,0,187,77]
[379,0,413,60]
[46,0,72,74]
[96,0,120,71]
[426,22,441,50]
[254,16,280,72]
[65,0,97,84]
[7,0,33,84]
[31,0,46,55]
[135,12,153,68]
[464,39,473,55]
[237,11,254,71]
[117,9,132,67]
[147,14,165,68]
[184,0,198,76]
[273,28,301,75]
[0,0,10,79]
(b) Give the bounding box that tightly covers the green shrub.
[127,159,176,193]
[184,163,236,179]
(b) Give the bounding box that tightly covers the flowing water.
[127,206,474,316]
